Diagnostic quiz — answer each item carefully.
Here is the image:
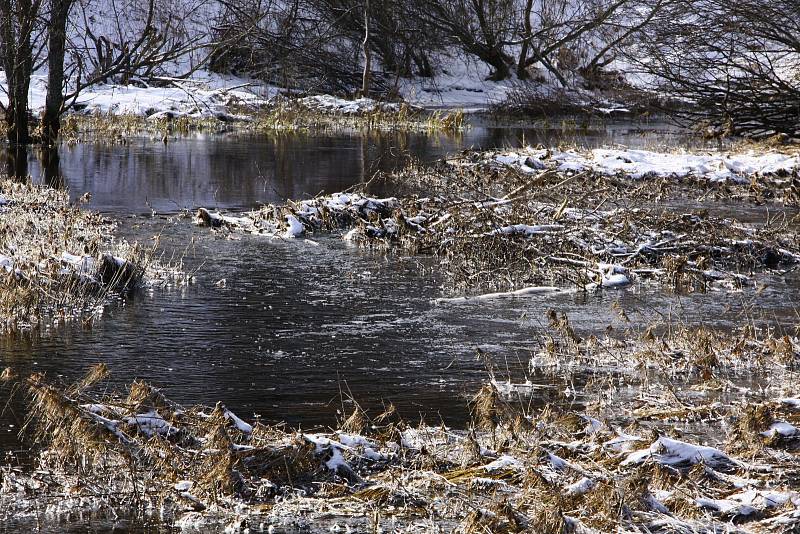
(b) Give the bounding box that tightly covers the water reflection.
[1,117,719,214]
[5,144,28,181]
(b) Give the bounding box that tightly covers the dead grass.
[250,98,465,133]
[0,180,183,333]
[58,97,466,144]
[4,330,800,533]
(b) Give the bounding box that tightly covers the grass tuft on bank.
[0,180,183,333]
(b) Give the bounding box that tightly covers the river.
[2,116,792,461]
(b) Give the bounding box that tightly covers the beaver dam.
[2,142,800,532]
[194,147,800,296]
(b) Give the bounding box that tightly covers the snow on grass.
[0,255,14,273]
[595,263,632,289]
[223,408,253,434]
[298,95,402,114]
[483,455,522,472]
[174,480,194,492]
[603,431,645,452]
[487,223,564,236]
[124,410,179,438]
[780,398,800,409]
[304,433,385,471]
[335,433,385,461]
[622,436,737,470]
[16,366,800,532]
[761,421,800,438]
[565,477,595,496]
[695,490,800,517]
[492,147,800,182]
[60,252,95,275]
[283,215,305,238]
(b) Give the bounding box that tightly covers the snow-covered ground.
[297,95,403,114]
[396,53,627,112]
[397,57,515,111]
[0,71,274,119]
[2,68,494,118]
[0,52,626,118]
[490,147,800,182]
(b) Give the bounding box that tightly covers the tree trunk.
[361,0,371,97]
[412,52,433,78]
[42,0,72,146]
[0,0,39,147]
[478,46,511,81]
[41,144,63,188]
[7,74,31,145]
[517,0,534,79]
[2,32,34,146]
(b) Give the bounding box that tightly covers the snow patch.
[298,95,401,114]
[491,148,800,182]
[622,437,736,469]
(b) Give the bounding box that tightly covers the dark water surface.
[25,117,723,214]
[0,119,785,460]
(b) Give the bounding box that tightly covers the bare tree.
[318,0,441,80]
[629,0,800,137]
[211,0,373,94]
[0,0,214,148]
[406,0,634,83]
[513,0,630,84]
[0,0,43,145]
[67,0,212,92]
[41,0,74,145]
[361,0,369,96]
[411,0,516,81]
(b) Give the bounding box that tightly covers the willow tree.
[629,0,800,137]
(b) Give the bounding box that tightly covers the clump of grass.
[533,307,800,387]
[0,180,180,333]
[61,113,230,144]
[248,96,465,133]
[426,109,466,132]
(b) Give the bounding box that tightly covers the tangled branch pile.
[3,345,800,533]
[0,180,179,332]
[195,149,800,295]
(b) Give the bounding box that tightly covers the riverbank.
[55,96,467,144]
[2,315,798,532]
[1,70,659,143]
